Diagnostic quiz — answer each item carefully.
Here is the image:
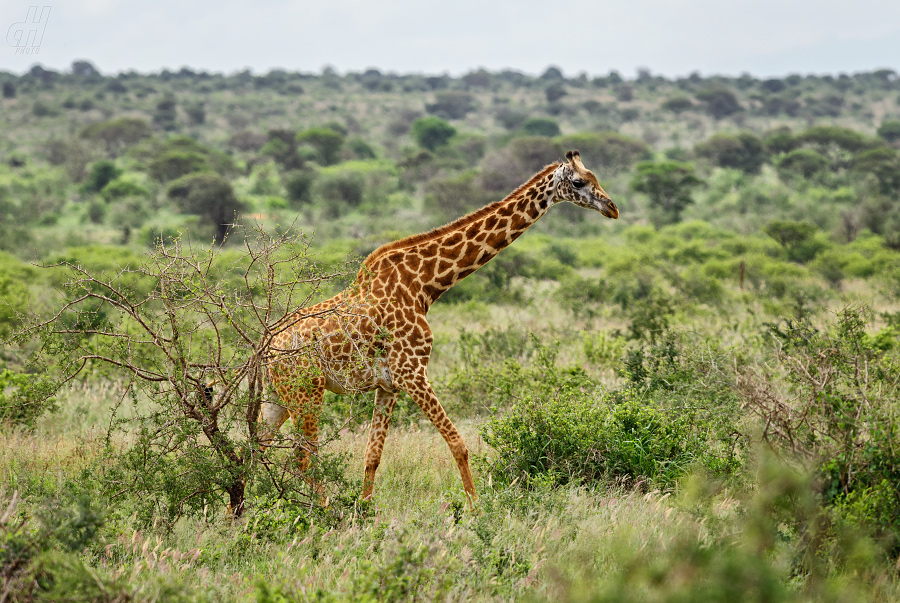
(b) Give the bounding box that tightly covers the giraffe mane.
[363,162,561,267]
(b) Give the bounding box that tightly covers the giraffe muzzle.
[600,199,618,219]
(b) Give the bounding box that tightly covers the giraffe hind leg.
[399,370,477,508]
[289,379,326,498]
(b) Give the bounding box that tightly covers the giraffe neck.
[362,165,560,309]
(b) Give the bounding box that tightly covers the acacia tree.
[630,161,703,227]
[167,173,245,244]
[22,225,355,521]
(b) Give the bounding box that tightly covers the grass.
[5,375,900,602]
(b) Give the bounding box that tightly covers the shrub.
[763,220,826,263]
[411,116,456,151]
[797,125,871,155]
[494,106,528,130]
[876,120,900,143]
[776,148,828,180]
[851,147,900,194]
[100,176,149,202]
[662,95,693,113]
[79,117,151,156]
[148,150,210,182]
[317,170,365,211]
[521,117,560,137]
[424,170,493,220]
[153,92,178,130]
[0,369,57,428]
[630,161,703,227]
[740,308,900,550]
[556,131,651,174]
[80,160,122,194]
[481,336,742,489]
[695,87,742,119]
[167,173,245,243]
[284,170,315,206]
[296,127,345,165]
[694,132,766,174]
[545,83,567,103]
[425,91,476,119]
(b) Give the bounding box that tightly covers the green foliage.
[776,148,829,180]
[100,175,149,201]
[694,132,766,174]
[425,90,476,119]
[763,220,825,263]
[631,161,703,226]
[661,95,694,113]
[0,369,57,427]
[481,336,742,489]
[876,119,900,143]
[851,147,900,194]
[745,308,900,550]
[555,131,652,173]
[797,125,872,155]
[284,170,315,206]
[411,116,457,151]
[297,127,345,166]
[79,117,151,156]
[424,170,493,220]
[149,149,210,182]
[261,133,303,170]
[153,92,178,130]
[167,173,245,243]
[0,253,33,337]
[695,87,742,119]
[80,160,122,194]
[520,117,561,137]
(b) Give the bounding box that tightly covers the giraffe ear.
[565,150,585,169]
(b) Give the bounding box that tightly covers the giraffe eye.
[572,179,586,189]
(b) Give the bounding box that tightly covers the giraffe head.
[554,150,618,219]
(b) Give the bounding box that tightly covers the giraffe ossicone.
[260,149,617,506]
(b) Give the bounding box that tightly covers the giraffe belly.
[322,357,395,395]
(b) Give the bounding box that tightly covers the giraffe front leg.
[362,388,398,501]
[400,371,477,508]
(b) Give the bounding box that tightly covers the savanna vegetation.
[2,61,900,601]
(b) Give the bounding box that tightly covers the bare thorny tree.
[24,224,362,520]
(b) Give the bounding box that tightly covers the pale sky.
[2,0,899,78]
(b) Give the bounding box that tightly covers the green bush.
[284,170,315,206]
[0,253,33,337]
[480,335,742,489]
[148,150,210,182]
[746,309,900,550]
[80,160,122,194]
[694,132,766,174]
[521,117,560,137]
[166,172,245,243]
[776,148,829,180]
[555,131,651,174]
[296,127,345,165]
[0,369,57,428]
[411,116,456,151]
[100,175,149,201]
[630,161,703,227]
[763,219,826,263]
[876,119,900,143]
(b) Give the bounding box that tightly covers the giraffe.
[259,150,617,506]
